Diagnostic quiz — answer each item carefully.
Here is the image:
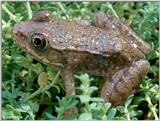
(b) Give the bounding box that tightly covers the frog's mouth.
[27,51,64,69]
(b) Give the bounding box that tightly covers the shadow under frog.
[13,9,151,107]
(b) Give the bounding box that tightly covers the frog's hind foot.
[100,59,150,106]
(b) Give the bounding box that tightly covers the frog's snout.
[13,23,28,41]
[13,23,19,36]
[13,24,20,42]
[13,23,23,35]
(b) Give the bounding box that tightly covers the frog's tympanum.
[13,9,151,106]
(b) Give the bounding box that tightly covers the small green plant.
[115,95,143,120]
[138,78,159,120]
[75,74,117,120]
[51,73,117,120]
[2,102,39,120]
[2,2,159,120]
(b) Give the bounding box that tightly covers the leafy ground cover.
[2,2,159,120]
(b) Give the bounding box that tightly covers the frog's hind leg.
[100,59,150,106]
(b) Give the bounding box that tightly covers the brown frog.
[13,9,151,106]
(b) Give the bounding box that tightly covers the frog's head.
[13,9,64,68]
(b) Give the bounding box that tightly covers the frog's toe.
[100,59,150,106]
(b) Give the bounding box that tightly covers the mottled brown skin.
[13,10,151,106]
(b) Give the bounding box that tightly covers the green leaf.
[56,96,79,113]
[2,105,22,120]
[79,113,92,120]
[149,65,159,76]
[29,102,39,113]
[90,97,104,102]
[32,63,43,74]
[14,55,32,68]
[146,50,157,60]
[44,112,56,120]
[38,71,48,88]
[125,95,134,107]
[107,108,117,120]
[47,67,58,80]
[104,102,112,111]
[78,95,91,103]
[45,91,52,99]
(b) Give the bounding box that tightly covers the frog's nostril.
[13,28,18,35]
[13,24,21,36]
[13,24,28,39]
[13,23,24,33]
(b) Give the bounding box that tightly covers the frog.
[12,9,151,106]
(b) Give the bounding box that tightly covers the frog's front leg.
[60,68,75,96]
[60,68,78,117]
[100,59,150,106]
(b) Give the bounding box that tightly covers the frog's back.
[50,19,144,62]
[50,19,122,54]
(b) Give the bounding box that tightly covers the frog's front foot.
[61,69,75,96]
[60,69,78,117]
[100,59,150,106]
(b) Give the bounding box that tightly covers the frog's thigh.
[100,59,150,106]
[60,69,75,96]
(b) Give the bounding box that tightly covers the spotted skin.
[13,10,151,107]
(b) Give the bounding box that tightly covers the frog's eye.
[30,33,49,51]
